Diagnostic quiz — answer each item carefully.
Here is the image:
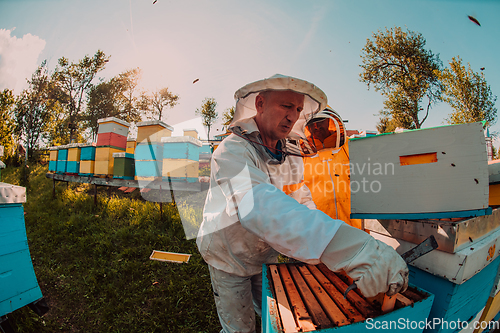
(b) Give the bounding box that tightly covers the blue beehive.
[80,144,96,161]
[134,143,164,180]
[0,182,44,317]
[56,145,68,174]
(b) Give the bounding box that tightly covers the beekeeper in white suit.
[197,74,408,333]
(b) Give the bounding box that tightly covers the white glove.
[320,223,408,298]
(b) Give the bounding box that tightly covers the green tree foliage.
[0,89,16,159]
[360,27,442,131]
[85,68,143,140]
[139,87,179,122]
[52,50,109,143]
[15,61,60,159]
[196,97,218,140]
[436,56,497,128]
[221,106,235,130]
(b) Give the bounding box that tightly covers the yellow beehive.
[95,147,125,161]
[49,149,58,161]
[67,143,82,162]
[79,160,95,174]
[162,159,199,178]
[183,128,198,139]
[136,120,173,143]
[126,140,136,154]
[94,160,115,176]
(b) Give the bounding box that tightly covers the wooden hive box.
[113,152,135,180]
[370,228,500,333]
[134,143,163,161]
[97,117,130,137]
[126,139,136,154]
[134,142,164,180]
[134,161,163,180]
[66,143,83,174]
[94,147,125,177]
[67,143,82,161]
[57,145,68,161]
[79,160,95,176]
[80,143,96,161]
[96,132,127,150]
[489,160,500,206]
[183,128,199,139]
[136,120,173,144]
[0,182,43,317]
[369,220,500,284]
[161,136,202,182]
[48,147,58,173]
[262,263,434,333]
[364,208,500,254]
[349,122,489,220]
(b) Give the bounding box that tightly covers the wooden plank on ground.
[118,187,128,191]
[298,265,349,327]
[277,265,316,332]
[269,265,298,333]
[289,265,332,329]
[317,264,380,318]
[149,250,191,263]
[124,187,136,193]
[308,265,364,323]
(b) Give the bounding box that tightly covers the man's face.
[309,118,332,142]
[255,90,305,144]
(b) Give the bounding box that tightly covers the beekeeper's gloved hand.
[320,223,408,298]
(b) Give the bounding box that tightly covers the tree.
[52,50,109,143]
[360,27,442,129]
[15,61,58,159]
[436,56,497,128]
[139,87,179,121]
[85,68,143,140]
[196,97,218,140]
[221,106,235,131]
[0,89,16,160]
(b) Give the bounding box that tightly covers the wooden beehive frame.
[268,263,422,332]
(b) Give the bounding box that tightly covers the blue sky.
[1,0,498,141]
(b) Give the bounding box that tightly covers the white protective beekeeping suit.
[196,74,408,300]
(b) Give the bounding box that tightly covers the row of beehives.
[47,117,203,182]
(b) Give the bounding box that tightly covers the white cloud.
[0,28,46,94]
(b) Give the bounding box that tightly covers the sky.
[0,0,499,142]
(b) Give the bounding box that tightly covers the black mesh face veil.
[305,107,346,151]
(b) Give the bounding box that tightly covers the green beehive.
[113,152,135,180]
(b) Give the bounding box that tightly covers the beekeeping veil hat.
[305,106,346,150]
[230,74,327,157]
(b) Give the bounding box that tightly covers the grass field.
[2,164,221,332]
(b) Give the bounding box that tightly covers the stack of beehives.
[79,143,96,176]
[134,120,173,181]
[161,133,202,183]
[94,117,130,177]
[349,122,500,331]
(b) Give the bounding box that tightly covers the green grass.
[2,164,220,333]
